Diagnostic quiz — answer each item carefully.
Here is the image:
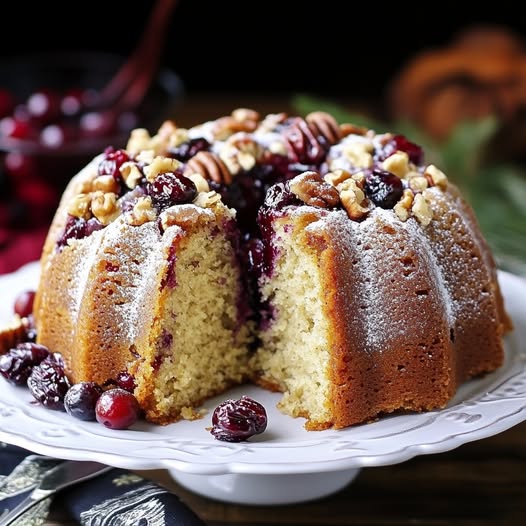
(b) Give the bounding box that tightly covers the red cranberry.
[364,169,404,209]
[115,371,136,393]
[80,110,117,138]
[95,388,140,430]
[64,382,103,421]
[210,395,267,442]
[26,89,61,125]
[57,215,104,249]
[169,137,210,162]
[0,343,50,386]
[0,116,32,139]
[4,152,38,179]
[379,135,424,166]
[27,356,71,410]
[97,147,129,182]
[60,89,86,117]
[40,123,77,149]
[147,171,197,210]
[14,290,36,318]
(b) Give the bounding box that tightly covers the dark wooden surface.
[42,95,526,525]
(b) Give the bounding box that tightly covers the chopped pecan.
[184,151,232,185]
[289,171,340,208]
[212,109,259,140]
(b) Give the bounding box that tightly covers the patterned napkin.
[0,442,206,525]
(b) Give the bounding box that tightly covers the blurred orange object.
[388,25,526,153]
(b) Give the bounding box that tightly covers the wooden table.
[38,95,525,525]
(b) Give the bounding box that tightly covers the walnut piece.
[126,196,157,226]
[91,191,120,225]
[289,171,340,208]
[143,157,183,183]
[119,162,144,190]
[412,193,432,226]
[193,191,222,209]
[382,151,410,178]
[394,188,414,221]
[92,175,121,194]
[67,194,92,220]
[424,164,448,189]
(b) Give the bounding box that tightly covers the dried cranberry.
[364,169,404,209]
[115,371,136,393]
[57,215,104,249]
[27,356,71,410]
[210,395,267,442]
[169,137,210,162]
[13,290,36,318]
[95,388,141,430]
[147,171,197,210]
[97,147,130,181]
[0,343,50,386]
[64,382,103,421]
[379,135,424,166]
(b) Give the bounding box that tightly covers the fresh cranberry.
[364,169,404,209]
[0,116,32,139]
[169,137,210,162]
[95,388,140,430]
[115,371,136,393]
[13,290,36,318]
[64,382,103,421]
[40,123,77,148]
[27,355,71,410]
[147,171,197,210]
[0,343,50,386]
[3,152,38,179]
[26,89,61,125]
[60,89,86,117]
[80,110,117,138]
[210,395,267,442]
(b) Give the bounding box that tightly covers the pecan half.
[306,111,342,144]
[184,151,232,185]
[289,171,340,208]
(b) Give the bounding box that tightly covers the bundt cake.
[33,109,512,429]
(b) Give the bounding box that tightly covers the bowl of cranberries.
[0,51,183,239]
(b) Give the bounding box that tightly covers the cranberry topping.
[95,388,141,430]
[64,382,103,421]
[169,137,210,162]
[27,355,71,411]
[57,215,104,249]
[13,290,36,318]
[378,134,424,166]
[97,147,130,182]
[0,343,50,386]
[147,170,197,210]
[364,169,404,209]
[115,371,136,393]
[210,395,267,442]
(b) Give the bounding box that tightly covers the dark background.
[1,0,525,104]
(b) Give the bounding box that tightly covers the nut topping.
[184,151,232,185]
[306,111,341,144]
[289,171,340,208]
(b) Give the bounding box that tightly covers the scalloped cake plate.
[1,262,526,504]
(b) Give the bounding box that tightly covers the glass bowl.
[0,51,184,273]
